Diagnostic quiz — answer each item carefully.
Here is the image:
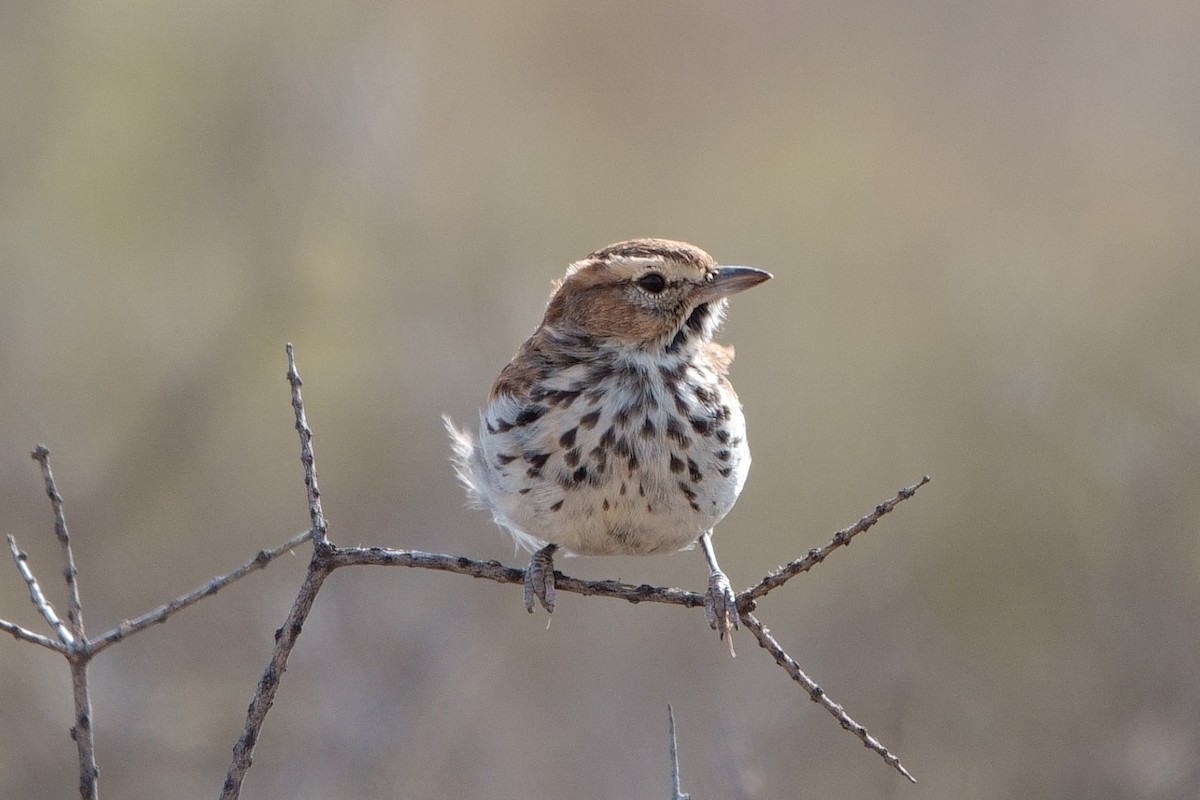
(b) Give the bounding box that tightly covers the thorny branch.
[0,343,929,798]
[0,607,63,651]
[668,704,691,800]
[321,474,929,611]
[741,475,931,605]
[287,341,328,547]
[221,556,331,799]
[15,447,100,799]
[327,545,708,606]
[742,612,917,783]
[221,343,333,799]
[230,344,926,790]
[7,533,72,649]
[86,529,314,657]
[2,447,315,800]
[32,445,85,640]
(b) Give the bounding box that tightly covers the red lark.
[446,238,770,645]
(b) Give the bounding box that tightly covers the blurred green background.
[2,2,1198,798]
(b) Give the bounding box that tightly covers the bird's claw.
[523,545,557,615]
[704,570,740,656]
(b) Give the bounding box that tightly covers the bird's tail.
[442,414,486,509]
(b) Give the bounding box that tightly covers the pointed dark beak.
[694,266,772,304]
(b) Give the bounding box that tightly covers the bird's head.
[542,238,771,352]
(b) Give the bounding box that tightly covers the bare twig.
[68,654,99,799]
[32,445,86,640]
[7,533,74,646]
[87,528,314,656]
[286,343,328,547]
[328,545,706,608]
[740,476,930,605]
[668,704,691,800]
[0,614,65,652]
[222,345,332,800]
[741,612,915,783]
[221,558,331,799]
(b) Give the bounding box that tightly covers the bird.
[445,238,770,647]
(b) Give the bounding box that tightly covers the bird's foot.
[704,569,740,657]
[523,544,557,615]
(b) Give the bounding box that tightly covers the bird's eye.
[637,272,667,294]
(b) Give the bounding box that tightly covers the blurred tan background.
[2,2,1198,798]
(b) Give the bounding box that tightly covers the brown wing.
[489,330,550,401]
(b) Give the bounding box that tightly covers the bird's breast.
[476,354,750,556]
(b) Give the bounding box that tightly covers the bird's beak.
[694,266,773,304]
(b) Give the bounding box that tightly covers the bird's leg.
[699,530,739,656]
[524,544,558,614]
